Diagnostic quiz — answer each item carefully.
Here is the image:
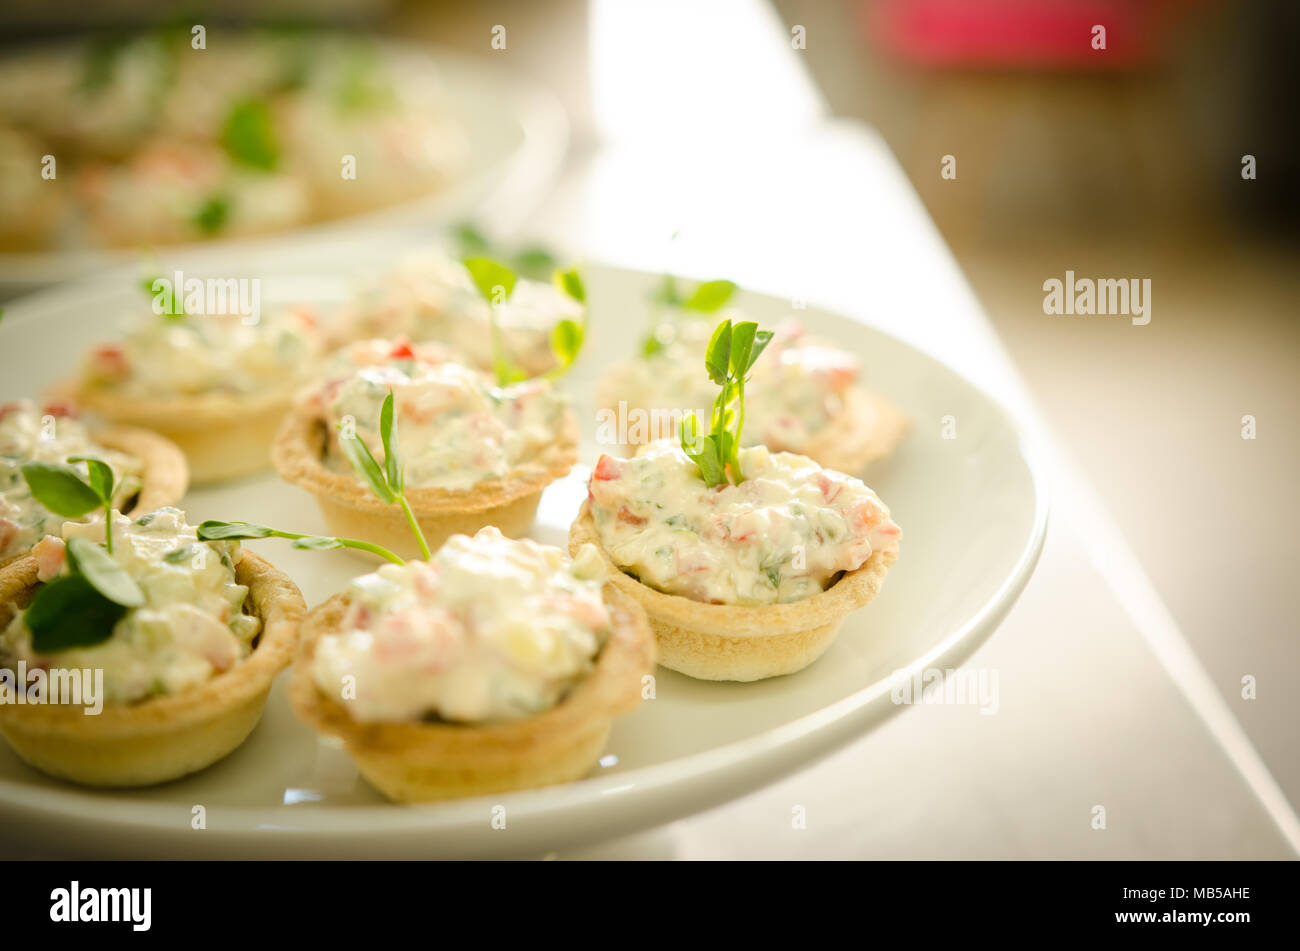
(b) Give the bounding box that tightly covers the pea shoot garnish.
[462,256,587,385]
[18,458,144,650]
[678,318,773,488]
[199,390,428,564]
[642,276,738,356]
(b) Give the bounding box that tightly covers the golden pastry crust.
[71,380,300,484]
[0,550,305,787]
[0,424,188,571]
[94,425,190,515]
[596,380,908,475]
[569,503,897,682]
[272,399,579,561]
[289,583,655,802]
[798,386,910,475]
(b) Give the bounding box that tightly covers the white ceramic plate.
[0,261,1047,858]
[0,42,569,297]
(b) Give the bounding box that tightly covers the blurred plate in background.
[0,41,568,298]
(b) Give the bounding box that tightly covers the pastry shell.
[0,550,305,787]
[797,386,910,474]
[289,582,655,802]
[71,381,299,484]
[569,503,897,682]
[272,400,579,561]
[0,424,189,571]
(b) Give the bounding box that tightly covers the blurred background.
[1,0,1296,825]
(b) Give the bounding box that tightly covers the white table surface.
[517,1,1300,857]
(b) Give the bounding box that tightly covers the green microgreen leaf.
[553,267,586,304]
[683,280,737,313]
[651,274,683,308]
[334,49,396,113]
[140,273,185,319]
[747,329,774,373]
[196,520,278,540]
[81,34,130,95]
[680,316,772,488]
[545,317,584,381]
[679,415,727,488]
[339,429,397,505]
[66,456,115,505]
[514,247,559,281]
[704,320,732,385]
[65,537,143,608]
[221,98,279,171]
[379,390,401,494]
[453,222,491,257]
[20,462,102,518]
[463,257,525,385]
[462,257,517,305]
[26,573,127,652]
[728,321,758,381]
[194,193,231,235]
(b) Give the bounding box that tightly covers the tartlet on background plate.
[69,306,322,484]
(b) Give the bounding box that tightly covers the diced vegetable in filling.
[318,339,569,491]
[587,440,901,605]
[1,508,260,704]
[0,400,142,562]
[312,526,610,723]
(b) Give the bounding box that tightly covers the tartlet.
[74,382,299,485]
[570,502,895,682]
[273,399,578,561]
[796,386,911,474]
[598,317,909,474]
[272,340,580,560]
[330,248,582,379]
[0,549,303,787]
[69,306,322,484]
[288,541,655,803]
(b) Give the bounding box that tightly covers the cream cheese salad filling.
[0,401,142,563]
[587,440,901,605]
[82,305,320,398]
[0,508,261,705]
[312,526,610,723]
[319,339,569,491]
[610,317,861,454]
[342,248,582,373]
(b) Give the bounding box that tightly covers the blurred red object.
[865,0,1182,69]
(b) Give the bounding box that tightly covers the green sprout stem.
[397,495,431,561]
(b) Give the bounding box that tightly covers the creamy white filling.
[0,507,260,705]
[605,317,860,453]
[83,306,319,397]
[322,339,568,490]
[342,249,580,374]
[312,526,610,723]
[588,440,900,605]
[0,402,143,562]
